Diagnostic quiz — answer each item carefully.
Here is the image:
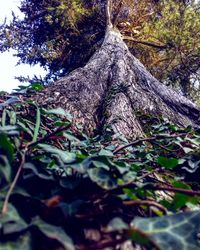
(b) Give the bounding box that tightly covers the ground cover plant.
[0,85,200,250]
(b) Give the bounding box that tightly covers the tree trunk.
[32,27,200,139]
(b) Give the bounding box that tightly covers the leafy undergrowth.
[0,88,200,250]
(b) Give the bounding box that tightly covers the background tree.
[0,0,200,98]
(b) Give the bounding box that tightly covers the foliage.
[133,0,200,97]
[1,0,200,97]
[0,86,200,249]
[0,0,105,80]
[131,210,200,249]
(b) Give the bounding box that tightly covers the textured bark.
[32,27,200,139]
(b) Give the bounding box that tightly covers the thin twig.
[123,200,167,214]
[149,185,200,196]
[113,133,188,154]
[123,36,169,49]
[1,150,27,214]
[26,125,71,148]
[78,237,126,250]
[152,141,179,152]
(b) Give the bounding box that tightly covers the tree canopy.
[1,0,200,97]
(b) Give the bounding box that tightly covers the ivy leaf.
[44,107,72,121]
[17,120,33,137]
[157,156,179,169]
[88,168,117,190]
[38,144,76,164]
[0,97,20,110]
[107,218,128,232]
[182,160,200,173]
[32,217,75,250]
[0,203,28,235]
[30,82,44,91]
[182,147,194,154]
[8,111,17,125]
[0,232,32,250]
[171,181,199,210]
[32,105,41,142]
[23,162,55,181]
[0,125,19,136]
[57,200,84,217]
[98,149,113,156]
[0,155,12,183]
[131,210,200,250]
[0,133,15,162]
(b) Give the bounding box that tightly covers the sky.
[0,0,46,92]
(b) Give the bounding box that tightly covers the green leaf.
[183,147,194,154]
[107,218,128,232]
[17,120,33,137]
[0,232,32,250]
[57,200,84,217]
[98,149,113,156]
[30,82,44,91]
[63,132,81,142]
[9,111,17,125]
[32,106,41,142]
[129,229,154,248]
[38,144,76,164]
[88,168,117,190]
[0,203,28,235]
[172,181,191,190]
[92,160,110,170]
[170,181,199,210]
[44,107,72,121]
[131,210,200,250]
[0,155,12,183]
[32,217,75,250]
[23,162,55,181]
[1,109,7,126]
[59,177,80,190]
[171,193,190,210]
[0,133,14,162]
[0,125,19,136]
[0,97,20,110]
[182,160,200,173]
[157,156,179,169]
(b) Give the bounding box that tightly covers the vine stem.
[123,199,167,214]
[113,133,188,154]
[1,149,27,214]
[149,185,200,196]
[26,124,71,148]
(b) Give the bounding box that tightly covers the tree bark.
[32,27,200,139]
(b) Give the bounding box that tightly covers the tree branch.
[123,36,169,49]
[106,0,113,28]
